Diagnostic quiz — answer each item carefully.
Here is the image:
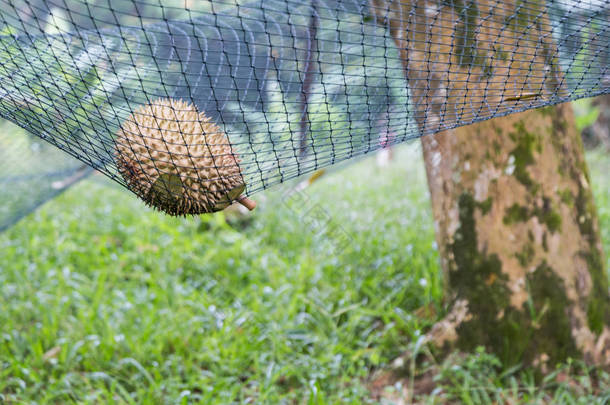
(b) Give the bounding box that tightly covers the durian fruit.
[114,98,256,215]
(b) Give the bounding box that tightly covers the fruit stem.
[237,196,257,211]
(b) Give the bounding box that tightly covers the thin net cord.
[0,0,608,219]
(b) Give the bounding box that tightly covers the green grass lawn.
[1,142,609,403]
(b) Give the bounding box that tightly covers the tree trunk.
[370,0,610,367]
[581,5,610,150]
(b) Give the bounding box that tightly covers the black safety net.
[0,0,608,219]
[0,126,91,231]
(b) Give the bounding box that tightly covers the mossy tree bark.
[370,0,610,367]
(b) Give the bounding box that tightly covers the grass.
[1,140,609,403]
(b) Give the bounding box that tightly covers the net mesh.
[0,0,608,218]
[0,127,91,231]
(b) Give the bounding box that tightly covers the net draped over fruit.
[114,98,247,215]
[0,0,608,218]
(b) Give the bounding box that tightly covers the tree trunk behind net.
[370,0,610,367]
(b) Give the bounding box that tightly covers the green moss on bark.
[477,197,493,215]
[449,193,578,367]
[494,45,508,61]
[525,262,579,364]
[449,193,509,356]
[503,199,562,234]
[516,243,535,267]
[448,0,490,70]
[504,0,545,30]
[558,188,574,205]
[504,204,529,224]
[575,185,610,334]
[509,121,541,191]
[546,105,609,335]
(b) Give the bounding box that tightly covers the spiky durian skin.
[114,98,245,215]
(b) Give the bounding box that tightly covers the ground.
[1,131,609,403]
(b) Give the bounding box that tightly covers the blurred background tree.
[583,94,610,150]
